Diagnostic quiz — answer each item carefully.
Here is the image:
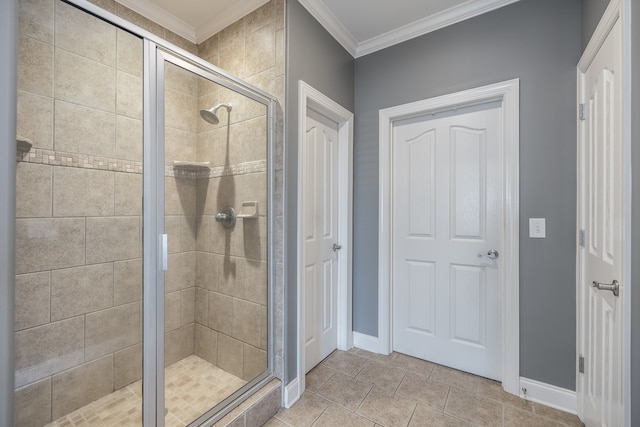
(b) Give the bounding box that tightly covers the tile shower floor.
[267,349,584,427]
[45,355,246,427]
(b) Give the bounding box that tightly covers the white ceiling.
[115,0,520,57]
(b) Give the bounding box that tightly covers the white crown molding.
[114,0,269,45]
[196,0,270,43]
[356,0,520,57]
[296,0,358,57]
[115,0,197,43]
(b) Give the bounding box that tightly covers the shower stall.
[14,0,282,425]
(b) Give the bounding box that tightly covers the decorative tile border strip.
[17,147,266,178]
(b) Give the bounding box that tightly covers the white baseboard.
[519,377,577,414]
[283,378,301,409]
[353,332,388,354]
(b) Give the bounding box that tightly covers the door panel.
[578,15,623,427]
[392,103,502,380]
[304,112,339,372]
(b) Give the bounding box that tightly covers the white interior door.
[303,110,339,373]
[391,103,502,380]
[577,13,624,427]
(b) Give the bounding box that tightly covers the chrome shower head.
[199,103,232,125]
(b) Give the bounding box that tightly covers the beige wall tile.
[51,355,114,419]
[245,69,275,98]
[197,34,218,63]
[117,29,142,77]
[275,28,285,76]
[55,48,116,112]
[54,100,115,157]
[196,251,218,291]
[165,251,196,293]
[14,316,84,387]
[246,25,275,78]
[53,167,114,217]
[55,0,116,66]
[198,128,227,168]
[275,0,285,30]
[116,71,143,119]
[15,218,85,274]
[233,299,262,347]
[219,40,245,79]
[165,177,196,216]
[218,256,245,298]
[18,36,53,97]
[243,344,267,381]
[165,88,197,133]
[87,0,116,14]
[181,287,196,326]
[85,302,141,361]
[16,162,52,218]
[165,127,197,164]
[208,291,233,336]
[114,258,142,305]
[241,116,268,163]
[237,173,267,215]
[165,291,181,332]
[14,377,52,427]
[86,216,140,264]
[166,62,199,98]
[165,215,196,253]
[116,115,143,161]
[115,172,142,216]
[114,343,142,390]
[19,0,54,43]
[198,76,219,98]
[195,287,208,325]
[17,90,53,150]
[217,333,243,378]
[195,324,217,365]
[165,324,195,366]
[164,30,198,55]
[245,2,274,35]
[15,271,50,331]
[219,19,244,50]
[195,214,213,252]
[50,263,113,321]
[244,260,267,305]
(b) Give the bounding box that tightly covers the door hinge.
[579,229,586,247]
[579,355,585,374]
[579,103,587,121]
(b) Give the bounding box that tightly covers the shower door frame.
[56,1,277,425]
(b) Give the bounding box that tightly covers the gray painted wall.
[630,0,639,424]
[285,0,355,383]
[0,0,17,425]
[582,0,610,49]
[353,0,582,390]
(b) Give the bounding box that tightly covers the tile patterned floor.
[45,355,246,427]
[267,349,584,427]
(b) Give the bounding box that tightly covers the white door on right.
[392,102,502,380]
[577,12,624,427]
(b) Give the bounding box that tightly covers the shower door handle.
[160,234,168,271]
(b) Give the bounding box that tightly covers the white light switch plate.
[529,218,546,238]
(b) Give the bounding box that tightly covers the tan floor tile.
[356,361,406,392]
[356,387,417,427]
[306,365,336,392]
[409,404,472,427]
[396,373,450,411]
[430,366,478,393]
[312,404,374,427]
[444,387,502,427]
[321,351,368,378]
[533,403,585,426]
[477,377,534,412]
[263,419,286,427]
[316,372,372,411]
[504,405,565,427]
[275,392,330,427]
[389,353,434,378]
[354,349,397,364]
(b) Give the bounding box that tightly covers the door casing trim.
[292,81,354,407]
[378,79,520,395]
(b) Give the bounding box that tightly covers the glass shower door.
[159,53,270,425]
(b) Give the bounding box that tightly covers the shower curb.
[214,378,281,426]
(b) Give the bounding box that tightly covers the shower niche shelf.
[17,136,33,151]
[172,160,210,171]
